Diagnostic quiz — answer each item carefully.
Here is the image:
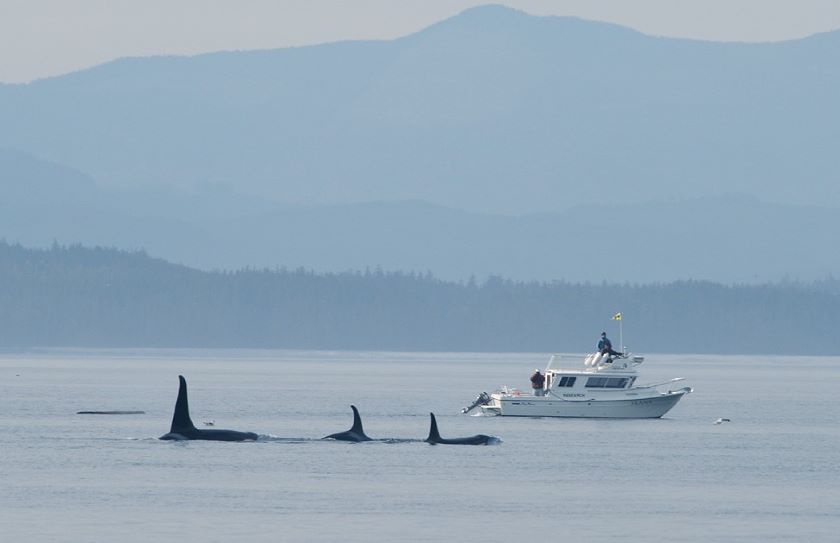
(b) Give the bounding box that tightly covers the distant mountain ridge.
[2,148,837,283]
[1,5,838,214]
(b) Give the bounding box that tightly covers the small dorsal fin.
[169,375,196,433]
[324,405,371,441]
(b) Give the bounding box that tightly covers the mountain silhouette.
[2,149,837,283]
[1,5,838,214]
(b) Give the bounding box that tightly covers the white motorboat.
[466,352,691,418]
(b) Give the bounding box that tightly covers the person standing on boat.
[598,332,622,357]
[530,369,546,396]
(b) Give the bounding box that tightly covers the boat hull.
[483,389,690,418]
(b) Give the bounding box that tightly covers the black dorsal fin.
[323,405,371,441]
[350,405,367,437]
[169,375,196,433]
[427,412,442,442]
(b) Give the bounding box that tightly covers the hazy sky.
[2,0,839,83]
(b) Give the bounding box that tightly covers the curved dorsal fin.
[350,405,366,436]
[169,375,196,433]
[426,412,442,442]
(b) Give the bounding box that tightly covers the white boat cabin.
[471,352,690,418]
[543,353,645,395]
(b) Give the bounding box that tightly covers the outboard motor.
[461,392,491,414]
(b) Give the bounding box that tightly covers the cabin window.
[556,376,577,388]
[586,377,629,388]
[586,377,607,388]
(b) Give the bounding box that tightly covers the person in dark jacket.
[530,369,546,396]
[598,332,622,357]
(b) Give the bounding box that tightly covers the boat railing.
[494,385,527,397]
[633,377,685,390]
[546,353,588,371]
[548,353,644,372]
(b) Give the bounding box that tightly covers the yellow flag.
[612,312,622,321]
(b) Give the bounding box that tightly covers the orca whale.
[77,410,145,415]
[159,375,258,442]
[425,413,499,445]
[323,405,372,442]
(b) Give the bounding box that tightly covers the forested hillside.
[1,242,835,354]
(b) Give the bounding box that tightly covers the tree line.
[1,241,837,354]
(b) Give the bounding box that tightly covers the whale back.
[426,412,498,445]
[324,405,371,441]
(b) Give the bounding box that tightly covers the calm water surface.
[1,350,838,542]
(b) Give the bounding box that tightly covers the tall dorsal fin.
[169,375,196,433]
[350,405,366,436]
[426,412,442,442]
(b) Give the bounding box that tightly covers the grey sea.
[1,350,838,542]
